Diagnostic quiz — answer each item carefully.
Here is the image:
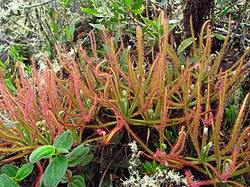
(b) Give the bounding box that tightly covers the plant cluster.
[0,130,92,187]
[0,0,249,186]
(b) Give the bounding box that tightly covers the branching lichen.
[122,141,188,187]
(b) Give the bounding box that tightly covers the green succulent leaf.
[42,156,68,187]
[68,175,85,187]
[0,174,18,187]
[66,144,90,167]
[53,130,73,150]
[1,164,18,177]
[29,145,56,163]
[15,162,34,182]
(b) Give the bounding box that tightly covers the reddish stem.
[35,161,44,187]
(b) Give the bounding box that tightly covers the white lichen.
[122,141,188,187]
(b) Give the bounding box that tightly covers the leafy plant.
[0,162,34,187]
[28,130,92,187]
[81,0,178,51]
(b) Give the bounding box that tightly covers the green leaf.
[169,23,177,32]
[112,6,127,14]
[52,23,60,33]
[56,148,69,154]
[190,57,199,64]
[214,33,225,41]
[165,130,175,143]
[143,161,153,172]
[131,0,143,10]
[177,37,195,53]
[0,174,18,187]
[1,164,18,177]
[65,27,71,39]
[70,22,75,36]
[29,145,55,163]
[64,0,70,8]
[53,130,73,150]
[80,154,94,167]
[179,53,186,64]
[124,0,133,8]
[219,4,235,17]
[200,142,213,161]
[81,8,102,16]
[231,106,237,122]
[42,156,68,187]
[5,79,17,94]
[225,105,237,125]
[15,162,34,181]
[141,17,158,30]
[68,175,85,187]
[66,145,90,167]
[131,5,144,14]
[60,170,72,184]
[89,23,103,30]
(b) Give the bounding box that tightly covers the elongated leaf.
[112,6,127,14]
[5,79,17,94]
[0,174,18,187]
[214,33,225,41]
[29,145,55,163]
[131,5,144,14]
[81,8,102,16]
[219,4,235,17]
[68,175,85,187]
[15,162,34,181]
[141,17,158,30]
[70,22,75,36]
[124,0,133,8]
[66,145,90,167]
[89,23,103,30]
[177,37,195,53]
[53,130,73,150]
[42,156,68,187]
[80,154,94,167]
[64,0,70,8]
[200,142,213,161]
[132,0,143,10]
[65,27,71,39]
[1,164,18,177]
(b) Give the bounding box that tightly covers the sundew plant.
[0,3,249,186]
